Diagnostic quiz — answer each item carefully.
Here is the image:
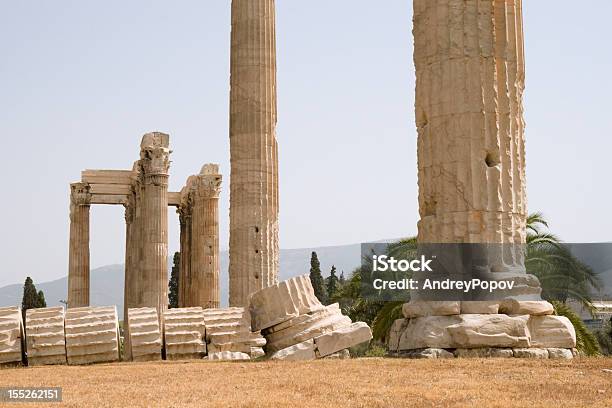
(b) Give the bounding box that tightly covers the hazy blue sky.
[1,1,611,287]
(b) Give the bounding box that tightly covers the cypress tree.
[168,252,180,308]
[309,251,327,304]
[327,265,339,301]
[339,271,346,286]
[37,290,47,308]
[21,277,39,319]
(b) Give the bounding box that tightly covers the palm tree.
[526,212,600,310]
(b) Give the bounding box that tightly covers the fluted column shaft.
[67,183,91,308]
[178,210,191,308]
[415,0,526,249]
[188,166,222,308]
[229,0,279,307]
[139,133,170,314]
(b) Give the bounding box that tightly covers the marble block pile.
[203,307,266,359]
[126,307,162,362]
[65,306,120,365]
[0,307,24,366]
[388,300,577,359]
[25,307,67,366]
[162,307,206,360]
[249,274,373,361]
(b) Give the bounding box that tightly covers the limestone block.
[402,301,460,318]
[162,307,206,360]
[207,342,251,354]
[270,339,316,361]
[25,307,66,366]
[499,299,554,316]
[461,301,500,314]
[265,304,352,352]
[403,348,454,359]
[396,315,530,350]
[387,319,409,352]
[314,322,373,358]
[208,351,250,361]
[527,315,576,348]
[395,316,461,350]
[454,348,514,358]
[249,275,325,331]
[126,307,161,362]
[513,348,549,359]
[250,347,265,359]
[547,348,573,360]
[0,307,24,365]
[65,306,120,365]
[447,314,530,349]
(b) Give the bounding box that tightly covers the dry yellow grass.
[1,358,611,407]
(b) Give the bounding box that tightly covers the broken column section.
[65,306,120,365]
[0,307,24,366]
[249,275,373,360]
[25,307,67,366]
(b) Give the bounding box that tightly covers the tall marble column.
[139,133,170,314]
[177,203,192,308]
[229,0,280,307]
[415,0,527,259]
[189,164,222,308]
[67,182,91,308]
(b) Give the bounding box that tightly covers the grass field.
[1,358,611,407]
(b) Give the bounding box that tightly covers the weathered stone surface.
[270,340,316,361]
[528,316,576,348]
[314,322,372,358]
[499,299,554,316]
[547,348,573,360]
[402,301,460,318]
[162,307,206,361]
[65,306,120,365]
[126,307,161,362]
[396,315,530,350]
[249,275,325,331]
[265,304,351,352]
[250,347,265,359]
[513,348,549,359]
[396,316,460,350]
[454,348,514,358]
[229,0,279,307]
[323,349,351,360]
[25,307,66,366]
[0,307,23,365]
[461,302,500,315]
[387,319,409,352]
[208,351,250,361]
[202,307,265,359]
[447,314,530,348]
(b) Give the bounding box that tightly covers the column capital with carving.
[70,182,92,206]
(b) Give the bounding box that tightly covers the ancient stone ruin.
[249,275,373,360]
[228,0,280,307]
[65,306,120,365]
[388,0,576,359]
[125,307,162,362]
[0,307,24,366]
[66,133,222,324]
[25,307,66,366]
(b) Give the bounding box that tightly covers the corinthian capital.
[140,132,171,176]
[70,182,91,206]
[195,164,222,199]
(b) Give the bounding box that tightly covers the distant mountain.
[0,244,362,313]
